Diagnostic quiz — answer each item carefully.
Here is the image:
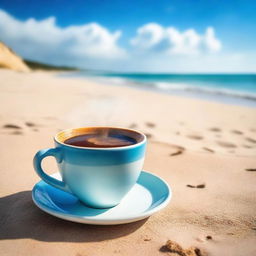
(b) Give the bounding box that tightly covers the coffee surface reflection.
[64,133,137,148]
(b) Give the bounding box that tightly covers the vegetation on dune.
[24,59,79,71]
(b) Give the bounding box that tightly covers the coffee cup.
[33,127,146,208]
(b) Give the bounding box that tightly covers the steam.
[99,128,110,138]
[87,128,133,146]
[87,128,113,146]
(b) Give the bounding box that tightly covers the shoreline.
[0,69,254,157]
[59,71,256,108]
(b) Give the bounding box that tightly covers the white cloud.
[130,23,222,55]
[0,9,126,65]
[130,23,165,49]
[204,27,222,52]
[2,10,248,72]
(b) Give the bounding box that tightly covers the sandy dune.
[0,42,30,72]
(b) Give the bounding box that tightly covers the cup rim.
[54,126,147,150]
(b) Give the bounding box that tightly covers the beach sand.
[0,69,255,256]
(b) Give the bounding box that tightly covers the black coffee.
[64,133,137,148]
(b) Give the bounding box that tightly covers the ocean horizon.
[62,72,256,107]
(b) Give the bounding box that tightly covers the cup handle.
[33,148,70,193]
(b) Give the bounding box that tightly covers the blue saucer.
[32,171,171,225]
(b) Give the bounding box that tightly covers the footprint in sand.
[245,168,256,172]
[25,122,39,131]
[243,145,252,149]
[129,123,137,129]
[3,124,22,129]
[217,141,237,148]
[187,135,204,140]
[170,147,185,156]
[25,122,36,127]
[202,147,215,153]
[231,130,243,135]
[3,124,23,135]
[196,235,213,242]
[144,133,153,139]
[245,137,256,144]
[209,127,221,132]
[44,116,56,120]
[187,184,205,188]
[11,131,23,135]
[170,150,183,156]
[145,122,156,128]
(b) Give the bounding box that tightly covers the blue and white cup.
[33,127,147,208]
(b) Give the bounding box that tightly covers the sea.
[62,72,256,107]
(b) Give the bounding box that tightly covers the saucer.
[32,171,171,225]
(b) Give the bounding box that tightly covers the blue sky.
[0,0,255,72]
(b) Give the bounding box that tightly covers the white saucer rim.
[32,171,172,225]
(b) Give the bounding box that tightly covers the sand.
[0,69,255,256]
[0,42,30,72]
